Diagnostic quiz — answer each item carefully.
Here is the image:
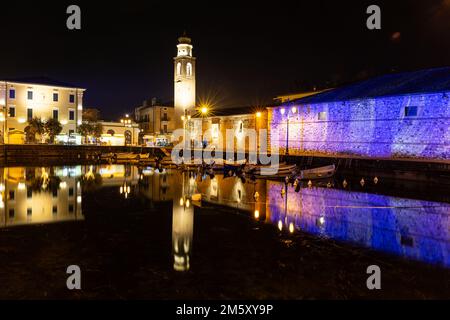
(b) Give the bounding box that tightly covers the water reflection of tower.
[172,171,195,272]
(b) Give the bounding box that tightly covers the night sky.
[0,0,449,120]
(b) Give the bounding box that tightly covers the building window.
[177,62,182,75]
[27,108,33,120]
[69,109,75,121]
[405,106,418,117]
[9,89,15,99]
[9,106,15,117]
[53,109,59,120]
[27,91,33,100]
[53,93,59,102]
[69,187,74,197]
[69,94,75,103]
[27,188,32,199]
[9,190,15,200]
[187,63,192,76]
[27,208,32,216]
[69,204,74,213]
[163,124,167,133]
[52,205,57,215]
[239,121,244,133]
[9,209,15,219]
[318,111,327,120]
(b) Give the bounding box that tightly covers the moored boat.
[298,164,335,180]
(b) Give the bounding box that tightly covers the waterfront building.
[268,67,450,160]
[0,77,84,144]
[98,117,140,146]
[190,107,268,153]
[134,98,175,146]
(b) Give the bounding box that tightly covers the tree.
[82,108,100,122]
[45,118,63,143]
[91,122,103,143]
[25,117,45,143]
[78,122,92,144]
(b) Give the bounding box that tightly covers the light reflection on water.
[0,165,449,269]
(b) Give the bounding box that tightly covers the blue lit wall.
[268,92,450,159]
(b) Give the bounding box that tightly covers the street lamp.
[120,114,133,146]
[281,106,297,156]
[255,111,262,155]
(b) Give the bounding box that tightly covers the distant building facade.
[134,98,174,146]
[99,119,140,146]
[268,67,450,160]
[0,78,84,144]
[190,107,268,153]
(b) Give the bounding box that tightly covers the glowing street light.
[256,111,262,118]
[201,106,208,115]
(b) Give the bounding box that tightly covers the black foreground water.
[0,164,449,299]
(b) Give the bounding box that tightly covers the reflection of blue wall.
[269,92,450,159]
[267,181,450,267]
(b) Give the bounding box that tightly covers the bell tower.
[174,35,196,130]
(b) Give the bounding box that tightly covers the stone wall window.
[27,91,33,100]
[177,62,182,75]
[318,111,327,120]
[9,89,15,99]
[404,106,418,117]
[9,106,15,117]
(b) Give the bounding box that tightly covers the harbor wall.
[268,92,450,160]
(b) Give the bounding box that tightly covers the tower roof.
[178,35,192,45]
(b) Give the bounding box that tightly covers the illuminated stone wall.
[268,92,450,159]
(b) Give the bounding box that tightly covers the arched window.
[186,63,192,76]
[177,62,182,75]
[107,129,115,136]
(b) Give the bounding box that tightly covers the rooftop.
[2,76,85,89]
[192,106,265,118]
[290,66,450,105]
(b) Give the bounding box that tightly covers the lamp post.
[120,114,132,146]
[200,105,209,149]
[255,111,262,156]
[280,106,296,156]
